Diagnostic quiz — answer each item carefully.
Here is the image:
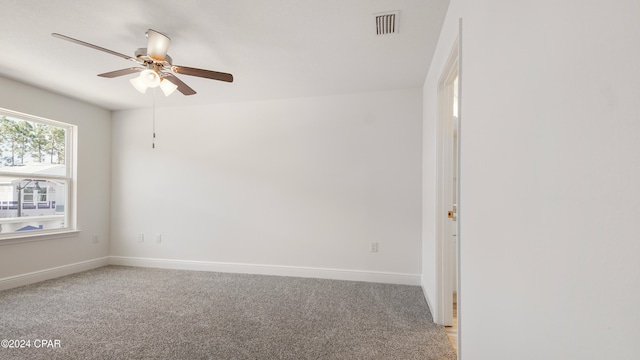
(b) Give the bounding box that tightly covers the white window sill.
[0,229,80,245]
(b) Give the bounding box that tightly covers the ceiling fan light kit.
[51,29,233,96]
[159,78,178,96]
[129,75,148,93]
[141,69,161,87]
[129,68,177,96]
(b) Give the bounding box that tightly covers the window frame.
[0,107,77,242]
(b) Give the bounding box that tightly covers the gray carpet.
[0,266,456,359]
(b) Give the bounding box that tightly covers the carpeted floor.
[0,266,456,359]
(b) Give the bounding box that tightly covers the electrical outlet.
[137,233,144,243]
[370,242,379,253]
[92,234,99,244]
[156,234,162,243]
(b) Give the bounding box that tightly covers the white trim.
[0,106,78,237]
[421,278,436,321]
[0,229,80,246]
[108,256,421,286]
[0,256,421,293]
[0,257,108,291]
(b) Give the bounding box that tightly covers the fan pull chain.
[152,87,156,149]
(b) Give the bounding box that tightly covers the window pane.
[0,112,70,236]
[0,115,66,167]
[0,177,67,234]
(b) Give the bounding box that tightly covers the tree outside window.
[0,110,74,237]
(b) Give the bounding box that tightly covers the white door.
[451,76,459,296]
[437,38,460,328]
[442,86,458,326]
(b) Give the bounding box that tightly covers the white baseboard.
[0,257,109,291]
[0,256,421,291]
[108,256,421,286]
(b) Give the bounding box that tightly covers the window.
[0,108,75,238]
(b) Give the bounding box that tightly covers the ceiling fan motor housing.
[135,48,173,66]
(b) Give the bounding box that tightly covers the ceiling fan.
[52,29,233,96]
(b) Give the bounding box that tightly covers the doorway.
[436,34,460,355]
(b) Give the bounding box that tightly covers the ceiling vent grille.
[374,11,399,35]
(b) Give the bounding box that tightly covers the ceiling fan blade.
[172,66,234,83]
[51,33,137,62]
[97,67,142,78]
[163,73,197,96]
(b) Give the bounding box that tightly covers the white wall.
[0,76,111,281]
[111,88,423,282]
[423,0,640,358]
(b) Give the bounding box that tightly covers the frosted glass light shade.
[146,29,171,61]
[140,69,160,88]
[159,78,178,96]
[130,76,148,93]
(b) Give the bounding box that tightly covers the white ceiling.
[0,0,449,111]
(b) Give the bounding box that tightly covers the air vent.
[374,11,399,35]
